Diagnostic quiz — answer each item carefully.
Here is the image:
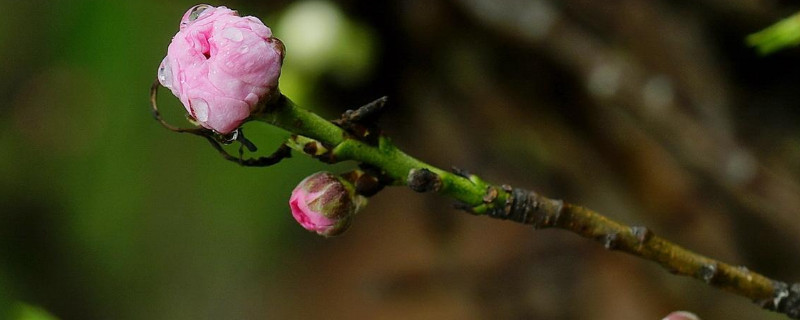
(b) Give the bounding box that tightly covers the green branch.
[254,94,488,204]
[251,94,800,319]
[151,83,800,319]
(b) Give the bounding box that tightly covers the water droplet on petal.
[220,129,239,144]
[184,4,211,26]
[222,28,244,42]
[190,98,209,122]
[158,58,173,89]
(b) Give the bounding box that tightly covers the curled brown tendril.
[150,79,291,167]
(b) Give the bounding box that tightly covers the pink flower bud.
[289,172,366,237]
[663,311,700,320]
[158,4,284,134]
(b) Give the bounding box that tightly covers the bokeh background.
[2,0,800,319]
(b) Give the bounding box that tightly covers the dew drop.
[190,98,209,122]
[158,58,173,89]
[189,5,211,21]
[181,4,212,28]
[220,129,239,144]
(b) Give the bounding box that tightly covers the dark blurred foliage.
[1,0,800,319]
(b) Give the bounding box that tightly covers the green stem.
[254,95,487,205]
[257,95,345,145]
[251,94,800,319]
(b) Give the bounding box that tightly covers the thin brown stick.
[150,80,291,167]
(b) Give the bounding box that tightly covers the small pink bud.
[158,4,284,134]
[289,172,366,237]
[663,311,700,320]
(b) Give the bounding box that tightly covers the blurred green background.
[3,0,800,319]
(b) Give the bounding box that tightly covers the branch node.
[340,169,386,197]
[781,283,800,318]
[759,281,800,318]
[483,186,499,203]
[407,168,442,193]
[480,187,558,227]
[699,263,719,284]
[340,96,388,124]
[602,233,620,250]
[332,96,389,145]
[288,135,336,163]
[630,226,653,245]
